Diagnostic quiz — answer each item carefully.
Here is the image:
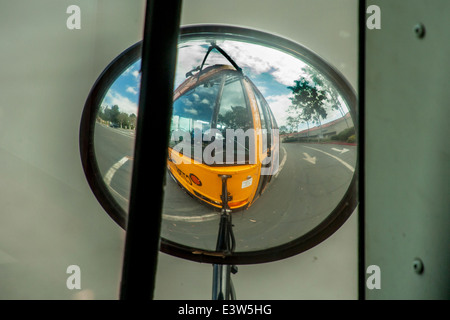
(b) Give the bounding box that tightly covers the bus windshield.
[170,71,254,165]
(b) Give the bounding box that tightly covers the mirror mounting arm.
[213,174,237,300]
[216,174,234,253]
[200,44,243,75]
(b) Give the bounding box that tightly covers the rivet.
[413,258,424,274]
[413,23,426,39]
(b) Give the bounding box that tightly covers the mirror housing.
[80,25,358,265]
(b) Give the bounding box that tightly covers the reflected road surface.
[94,122,356,252]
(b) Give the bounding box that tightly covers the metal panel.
[365,0,450,299]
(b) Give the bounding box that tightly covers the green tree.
[109,105,120,124]
[129,113,137,130]
[117,112,130,129]
[286,115,300,133]
[279,125,288,135]
[287,68,328,132]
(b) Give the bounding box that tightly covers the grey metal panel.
[365,0,450,299]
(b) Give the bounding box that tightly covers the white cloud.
[254,84,269,96]
[103,89,138,115]
[184,108,198,115]
[175,40,310,90]
[175,43,208,87]
[219,41,308,86]
[132,70,140,79]
[219,42,272,75]
[126,86,138,95]
[266,94,293,127]
[182,98,193,107]
[172,39,352,131]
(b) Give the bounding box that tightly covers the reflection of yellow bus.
[167,63,279,212]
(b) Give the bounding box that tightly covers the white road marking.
[331,147,349,154]
[103,156,219,223]
[103,156,131,204]
[104,156,130,186]
[303,152,317,164]
[303,146,355,172]
[162,212,218,222]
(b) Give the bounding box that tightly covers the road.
[94,123,135,210]
[94,122,357,253]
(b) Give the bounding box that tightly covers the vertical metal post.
[212,264,232,300]
[119,0,182,300]
[212,175,236,300]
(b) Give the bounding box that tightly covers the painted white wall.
[0,0,145,299]
[0,0,358,299]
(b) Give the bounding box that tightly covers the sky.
[102,60,141,116]
[101,39,350,130]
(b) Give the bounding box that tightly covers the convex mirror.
[80,25,358,264]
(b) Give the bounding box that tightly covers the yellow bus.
[167,49,279,212]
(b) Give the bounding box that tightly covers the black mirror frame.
[80,25,358,265]
[80,41,142,229]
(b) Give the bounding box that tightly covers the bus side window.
[216,74,251,131]
[254,89,271,152]
[266,101,278,149]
